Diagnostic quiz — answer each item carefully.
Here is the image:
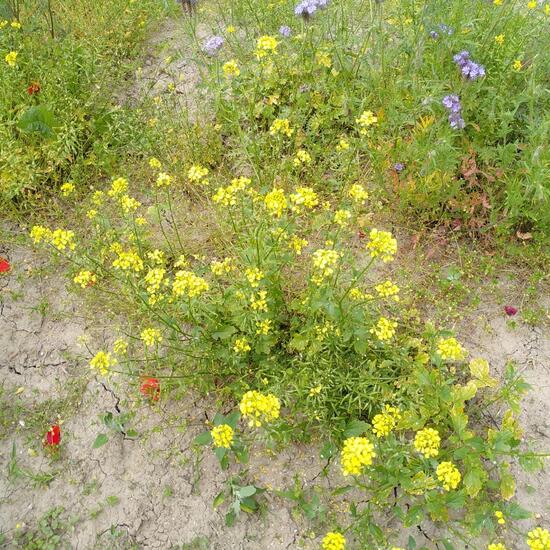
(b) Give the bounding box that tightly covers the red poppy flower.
[27,81,41,95]
[504,305,518,316]
[0,257,10,273]
[45,424,61,446]
[140,378,160,401]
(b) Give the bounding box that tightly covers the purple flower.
[429,30,439,39]
[294,0,329,17]
[394,162,405,172]
[453,50,470,67]
[448,111,465,130]
[453,51,485,80]
[279,25,292,37]
[442,94,461,113]
[202,35,224,56]
[439,24,453,35]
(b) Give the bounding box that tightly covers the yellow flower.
[375,280,400,301]
[336,138,350,151]
[120,194,141,214]
[527,0,537,7]
[309,385,322,396]
[372,405,401,437]
[211,424,234,448]
[250,290,268,311]
[315,51,332,68]
[156,172,172,187]
[211,257,234,275]
[112,249,144,272]
[436,461,461,491]
[50,229,76,251]
[527,528,550,550]
[256,35,278,59]
[147,249,165,265]
[494,34,505,45]
[233,337,251,354]
[322,532,345,550]
[366,229,397,262]
[493,0,503,4]
[414,428,441,458]
[494,510,506,525]
[140,328,162,347]
[289,235,308,255]
[488,544,506,550]
[311,248,340,285]
[239,390,280,426]
[90,351,116,375]
[289,186,318,212]
[334,209,352,227]
[92,190,105,205]
[73,270,96,288]
[256,319,273,335]
[149,157,162,169]
[5,51,17,67]
[269,118,293,137]
[86,209,98,219]
[108,177,128,197]
[293,149,312,166]
[370,317,397,341]
[226,25,236,33]
[11,20,21,29]
[144,267,166,294]
[212,176,251,206]
[264,188,287,217]
[60,182,75,196]
[223,59,240,77]
[348,183,369,203]
[356,110,378,134]
[437,337,465,361]
[30,225,52,244]
[245,267,264,287]
[187,164,209,185]
[172,270,209,298]
[513,59,522,71]
[113,339,128,355]
[135,217,147,226]
[341,436,376,476]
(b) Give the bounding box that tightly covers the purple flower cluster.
[430,24,454,40]
[442,94,465,129]
[202,35,224,56]
[279,25,292,37]
[453,50,485,80]
[294,0,329,18]
[393,162,405,172]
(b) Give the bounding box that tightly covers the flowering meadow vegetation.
[2,0,550,548]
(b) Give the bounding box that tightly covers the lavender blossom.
[394,162,405,172]
[448,111,465,130]
[453,50,485,80]
[439,24,454,35]
[202,35,224,56]
[429,30,439,39]
[453,50,470,68]
[442,94,461,113]
[294,0,329,18]
[279,25,292,37]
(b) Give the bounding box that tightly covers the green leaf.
[320,442,337,460]
[18,105,58,138]
[519,454,544,472]
[213,491,225,508]
[463,468,484,498]
[225,509,236,527]
[499,463,516,500]
[407,536,417,550]
[93,434,108,449]
[343,419,369,437]
[225,411,241,429]
[237,485,257,498]
[213,412,226,426]
[105,496,119,507]
[240,496,258,513]
[194,431,212,446]
[212,326,237,340]
[331,485,354,496]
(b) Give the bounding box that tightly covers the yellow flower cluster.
[156,172,173,187]
[289,186,319,213]
[250,290,268,311]
[113,339,128,355]
[269,118,293,138]
[356,110,378,134]
[90,351,116,376]
[494,511,506,525]
[256,35,278,59]
[372,405,401,437]
[488,544,506,550]
[212,176,251,206]
[147,249,165,264]
[290,235,308,255]
[30,225,51,244]
[234,337,251,353]
[120,195,141,214]
[311,248,340,285]
[348,183,369,203]
[341,436,376,476]
[112,248,144,272]
[293,149,312,166]
[30,226,76,252]
[322,532,346,550]
[334,209,352,227]
[60,182,75,196]
[370,317,397,341]
[140,328,162,347]
[5,51,17,66]
[245,267,264,287]
[73,270,96,288]
[211,257,234,275]
[256,319,273,335]
[211,424,234,448]
[436,461,461,491]
[264,188,287,217]
[239,390,281,426]
[316,51,332,68]
[187,164,209,185]
[527,528,550,550]
[223,59,240,77]
[108,177,128,197]
[149,157,162,169]
[414,427,441,458]
[366,229,397,262]
[172,270,209,298]
[336,138,350,151]
[145,267,166,296]
[375,280,400,301]
[437,337,465,361]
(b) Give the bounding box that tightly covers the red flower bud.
[27,82,41,95]
[140,377,160,401]
[0,258,10,273]
[45,424,61,446]
[504,305,518,316]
